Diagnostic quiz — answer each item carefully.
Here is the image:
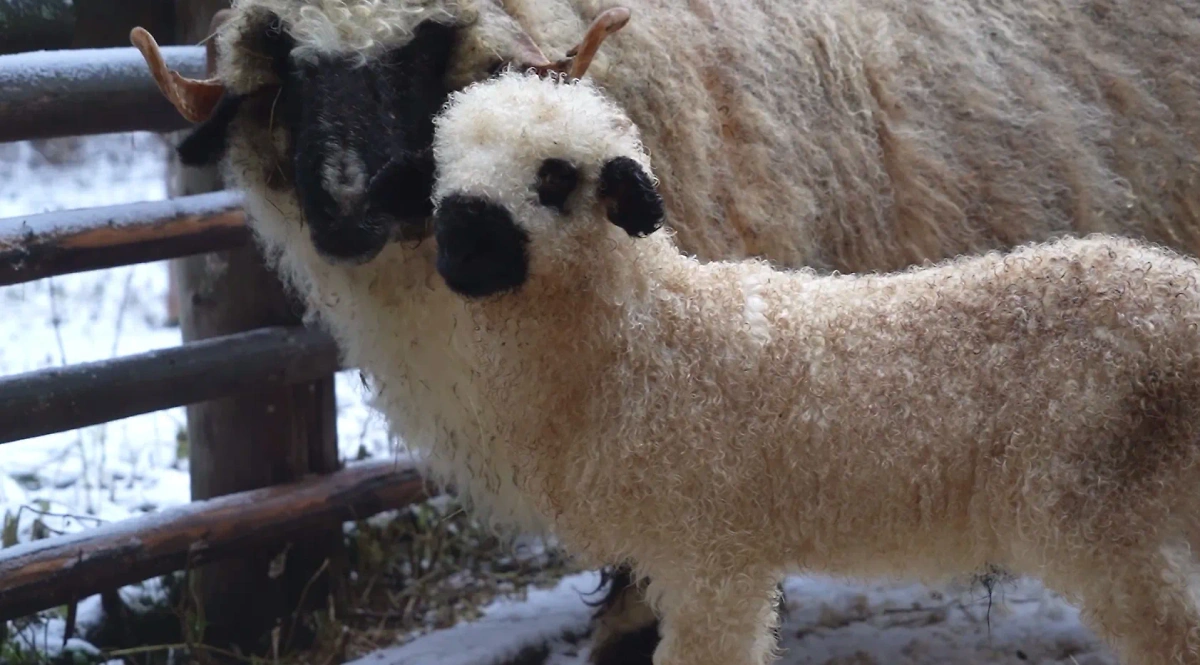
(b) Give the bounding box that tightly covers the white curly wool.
[230,0,458,62]
[213,0,1200,272]
[426,72,1200,665]
[191,0,1200,662]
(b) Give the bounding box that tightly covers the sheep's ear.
[597,156,664,237]
[173,10,296,167]
[176,92,246,166]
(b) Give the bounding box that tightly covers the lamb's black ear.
[597,156,664,237]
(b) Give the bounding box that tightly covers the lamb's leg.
[1045,543,1200,665]
[651,573,781,665]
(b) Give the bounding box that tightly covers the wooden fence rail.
[0,32,414,651]
[0,191,249,286]
[0,460,432,622]
[0,326,342,445]
[0,45,206,142]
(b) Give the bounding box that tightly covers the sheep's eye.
[536,158,579,214]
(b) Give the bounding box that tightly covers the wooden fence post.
[168,1,343,653]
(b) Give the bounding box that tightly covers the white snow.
[0,131,1122,665]
[0,131,394,655]
[0,132,395,539]
[345,572,602,665]
[357,574,1116,665]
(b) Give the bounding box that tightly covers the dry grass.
[314,495,584,661]
[0,494,586,665]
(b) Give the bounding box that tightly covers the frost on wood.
[0,191,248,286]
[0,45,207,141]
[0,190,242,238]
[0,44,203,92]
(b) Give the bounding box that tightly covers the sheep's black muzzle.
[434,194,530,298]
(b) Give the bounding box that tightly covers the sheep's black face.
[434,195,530,298]
[176,14,459,266]
[285,19,457,265]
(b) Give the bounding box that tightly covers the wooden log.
[0,460,433,623]
[0,44,205,142]
[170,1,345,652]
[0,326,343,445]
[0,192,248,287]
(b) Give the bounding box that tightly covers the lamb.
[420,71,1200,665]
[128,0,1200,660]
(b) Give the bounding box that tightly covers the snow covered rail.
[0,459,432,622]
[0,191,249,285]
[0,45,207,142]
[0,326,343,445]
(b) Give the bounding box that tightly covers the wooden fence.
[0,14,432,649]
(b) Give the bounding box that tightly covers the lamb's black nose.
[434,194,530,298]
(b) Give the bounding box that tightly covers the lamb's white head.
[425,71,666,299]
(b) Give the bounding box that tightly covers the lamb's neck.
[469,242,734,386]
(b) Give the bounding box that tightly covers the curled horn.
[508,6,631,82]
[129,11,231,123]
[563,7,630,80]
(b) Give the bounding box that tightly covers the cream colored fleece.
[420,71,1200,665]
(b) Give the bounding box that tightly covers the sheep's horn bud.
[565,7,631,80]
[130,26,226,123]
[515,7,630,81]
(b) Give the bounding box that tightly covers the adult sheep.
[131,0,1200,661]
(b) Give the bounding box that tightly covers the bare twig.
[61,600,77,648]
[104,641,257,663]
[285,557,331,652]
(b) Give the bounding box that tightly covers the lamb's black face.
[176,13,459,266]
[434,195,530,298]
[432,156,666,299]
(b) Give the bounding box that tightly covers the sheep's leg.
[1047,543,1200,665]
[651,574,781,665]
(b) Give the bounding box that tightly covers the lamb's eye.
[536,158,579,213]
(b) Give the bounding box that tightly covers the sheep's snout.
[307,214,391,266]
[434,194,530,298]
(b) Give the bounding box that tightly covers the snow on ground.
[0,133,1120,664]
[346,572,602,665]
[358,574,1116,665]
